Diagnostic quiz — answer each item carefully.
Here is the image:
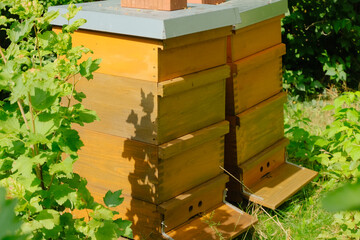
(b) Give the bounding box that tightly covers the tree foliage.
[0,1,132,239]
[283,0,360,98]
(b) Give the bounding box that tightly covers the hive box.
[227,15,283,63]
[121,0,187,11]
[76,174,257,239]
[75,121,229,204]
[226,92,287,165]
[226,43,285,115]
[226,138,318,209]
[53,26,231,82]
[73,65,228,145]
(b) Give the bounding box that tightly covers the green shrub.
[0,1,132,239]
[283,0,360,99]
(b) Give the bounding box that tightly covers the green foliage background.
[282,0,360,98]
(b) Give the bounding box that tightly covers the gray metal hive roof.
[50,0,287,39]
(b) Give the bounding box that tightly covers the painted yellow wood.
[226,92,287,165]
[168,204,257,239]
[226,44,286,115]
[228,15,284,62]
[158,120,229,159]
[121,0,187,11]
[244,162,318,209]
[53,26,230,82]
[74,121,227,204]
[158,174,228,231]
[73,66,228,145]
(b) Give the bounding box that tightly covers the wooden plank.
[157,77,225,144]
[158,65,230,97]
[239,138,289,187]
[75,68,226,145]
[234,92,287,164]
[159,121,229,159]
[230,15,283,62]
[158,36,227,81]
[158,137,225,204]
[75,125,227,204]
[168,204,257,239]
[244,162,318,209]
[227,44,285,115]
[158,174,229,231]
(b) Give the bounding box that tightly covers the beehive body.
[75,121,228,204]
[74,66,228,144]
[121,0,187,11]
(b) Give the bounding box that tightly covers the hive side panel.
[235,93,287,164]
[74,128,160,204]
[74,73,159,144]
[57,28,161,81]
[231,16,282,61]
[158,80,226,144]
[231,44,285,114]
[159,174,229,231]
[158,37,227,81]
[158,137,225,203]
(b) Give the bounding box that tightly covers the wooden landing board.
[228,15,283,62]
[53,26,230,82]
[243,162,318,209]
[226,44,285,115]
[168,204,257,239]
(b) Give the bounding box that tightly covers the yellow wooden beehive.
[50,1,258,239]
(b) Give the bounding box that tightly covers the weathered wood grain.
[226,44,285,115]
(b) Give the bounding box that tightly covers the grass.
[232,93,343,240]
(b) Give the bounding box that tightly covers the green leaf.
[322,105,334,111]
[323,181,360,212]
[114,219,133,238]
[79,58,101,80]
[103,190,124,208]
[49,156,73,178]
[50,184,76,205]
[7,18,34,43]
[63,19,86,33]
[35,209,60,230]
[62,4,82,22]
[12,156,34,179]
[30,87,59,111]
[0,188,23,239]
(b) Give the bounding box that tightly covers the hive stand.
[222,0,318,209]
[50,1,257,239]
